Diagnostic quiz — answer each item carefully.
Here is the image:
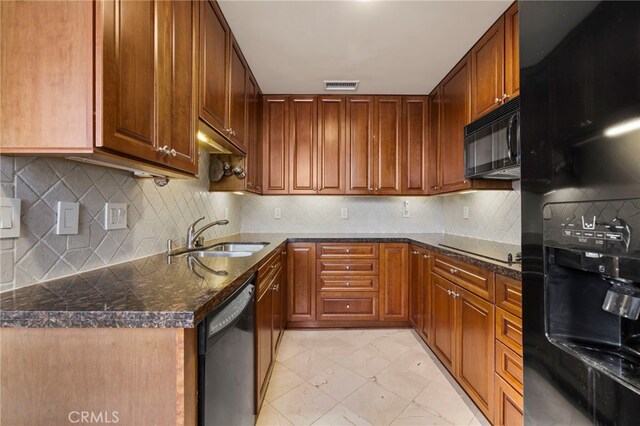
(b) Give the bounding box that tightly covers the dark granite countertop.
[0,233,520,328]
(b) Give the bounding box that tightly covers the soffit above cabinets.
[218,0,512,94]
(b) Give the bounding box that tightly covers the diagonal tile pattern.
[258,329,490,426]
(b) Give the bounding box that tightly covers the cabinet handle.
[281,251,286,255]
[346,249,350,253]
[494,97,502,104]
[449,268,458,274]
[158,145,170,155]
[432,186,440,190]
[447,290,452,296]
[501,93,509,102]
[346,266,350,270]
[424,254,430,259]
[368,187,373,191]
[346,304,351,309]
[346,282,350,287]
[374,187,379,191]
[170,148,177,157]
[270,265,276,269]
[412,250,418,255]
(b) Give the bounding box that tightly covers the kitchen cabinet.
[456,287,495,420]
[2,0,199,177]
[409,246,432,342]
[199,0,230,135]
[470,17,506,120]
[255,246,286,412]
[379,243,409,321]
[245,75,262,193]
[227,37,249,152]
[373,97,402,195]
[289,97,318,194]
[262,96,289,194]
[287,243,316,322]
[470,2,520,121]
[346,96,375,194]
[430,273,457,373]
[494,375,523,426]
[504,2,520,99]
[317,96,347,194]
[402,97,430,194]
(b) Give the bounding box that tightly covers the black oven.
[464,97,520,180]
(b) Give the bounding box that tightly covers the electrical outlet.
[104,203,127,230]
[402,201,410,218]
[340,208,348,219]
[274,208,281,219]
[56,201,79,235]
[463,206,469,219]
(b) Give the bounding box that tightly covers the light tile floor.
[257,329,491,426]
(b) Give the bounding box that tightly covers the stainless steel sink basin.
[190,242,269,258]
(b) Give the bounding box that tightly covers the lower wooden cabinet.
[287,243,316,322]
[430,273,457,373]
[409,246,432,342]
[255,279,273,411]
[456,287,495,420]
[317,292,379,321]
[494,375,523,426]
[380,243,409,321]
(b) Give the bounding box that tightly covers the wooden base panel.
[286,321,410,329]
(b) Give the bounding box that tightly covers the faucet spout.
[187,219,229,248]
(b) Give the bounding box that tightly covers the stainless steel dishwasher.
[198,274,255,426]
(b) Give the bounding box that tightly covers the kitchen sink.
[190,242,269,258]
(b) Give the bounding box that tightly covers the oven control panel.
[543,199,638,255]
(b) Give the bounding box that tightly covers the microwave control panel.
[543,199,639,255]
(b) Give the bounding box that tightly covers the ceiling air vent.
[324,80,360,91]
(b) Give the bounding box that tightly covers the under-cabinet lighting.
[604,118,640,137]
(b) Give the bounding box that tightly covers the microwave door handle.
[506,114,515,163]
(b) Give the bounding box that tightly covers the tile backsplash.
[0,153,240,291]
[0,150,521,291]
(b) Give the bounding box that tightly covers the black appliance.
[464,97,520,180]
[198,274,255,426]
[521,2,640,424]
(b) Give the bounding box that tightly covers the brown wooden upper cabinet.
[402,97,430,194]
[346,96,375,194]
[373,97,402,195]
[199,0,249,154]
[245,76,262,193]
[470,2,519,121]
[317,96,347,194]
[262,96,289,194]
[289,97,318,194]
[1,0,199,177]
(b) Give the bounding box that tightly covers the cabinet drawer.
[496,341,523,393]
[318,276,378,292]
[317,243,379,259]
[317,259,378,275]
[258,249,283,293]
[317,292,378,321]
[496,308,523,355]
[496,275,522,317]
[433,254,494,302]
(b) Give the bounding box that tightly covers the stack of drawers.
[316,243,380,321]
[494,275,524,425]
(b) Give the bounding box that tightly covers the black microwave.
[464,97,520,180]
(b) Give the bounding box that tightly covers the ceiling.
[218,0,512,94]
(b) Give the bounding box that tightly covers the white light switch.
[0,198,20,239]
[274,208,281,219]
[463,206,469,219]
[104,203,127,230]
[402,201,410,218]
[56,201,79,235]
[340,208,348,219]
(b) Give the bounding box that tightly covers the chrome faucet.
[187,217,229,249]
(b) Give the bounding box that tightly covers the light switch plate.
[340,208,348,219]
[402,201,410,218]
[56,201,79,235]
[104,203,127,230]
[274,208,281,219]
[463,206,469,219]
[0,198,20,238]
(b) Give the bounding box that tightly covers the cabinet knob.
[449,268,458,274]
[368,187,373,191]
[346,265,350,270]
[447,289,452,296]
[158,145,170,155]
[424,255,430,259]
[170,148,177,157]
[374,187,379,191]
[346,304,351,309]
[432,186,439,190]
[270,265,276,269]
[346,282,350,287]
[346,249,350,253]
[494,97,502,104]
[281,251,286,255]
[412,250,418,255]
[501,93,509,101]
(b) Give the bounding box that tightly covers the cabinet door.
[373,96,402,195]
[420,251,432,343]
[430,273,456,373]
[289,96,318,194]
[402,96,429,194]
[256,285,273,410]
[409,247,424,330]
[287,243,316,322]
[166,0,198,174]
[272,265,285,351]
[228,37,248,152]
[199,0,230,132]
[456,287,495,419]
[439,55,471,192]
[428,88,441,194]
[494,375,523,426]
[380,243,409,321]
[101,0,160,160]
[245,76,262,193]
[346,96,374,194]
[317,96,346,194]
[262,96,289,194]
[504,2,519,99]
[471,17,505,121]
